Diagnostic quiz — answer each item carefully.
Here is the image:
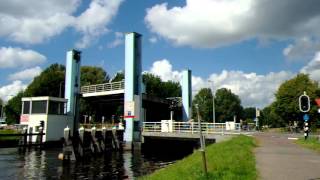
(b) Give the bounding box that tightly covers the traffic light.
[73,50,81,62]
[299,92,310,112]
[40,120,44,128]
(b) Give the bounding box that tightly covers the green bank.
[140,135,257,180]
[296,137,320,153]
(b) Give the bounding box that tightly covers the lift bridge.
[61,32,253,151]
[80,80,254,144]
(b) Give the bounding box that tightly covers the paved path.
[255,132,320,180]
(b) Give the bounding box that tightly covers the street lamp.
[208,80,216,124]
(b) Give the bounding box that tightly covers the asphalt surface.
[255,132,320,180]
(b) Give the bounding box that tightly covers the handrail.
[142,121,243,134]
[80,80,125,94]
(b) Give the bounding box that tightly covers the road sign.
[316,98,320,107]
[303,114,309,121]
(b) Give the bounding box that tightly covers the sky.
[1,0,320,108]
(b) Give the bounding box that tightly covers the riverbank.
[140,135,257,180]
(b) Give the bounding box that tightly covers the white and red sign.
[20,115,29,123]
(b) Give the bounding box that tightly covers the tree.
[273,74,319,126]
[192,88,213,122]
[111,71,124,82]
[24,64,65,97]
[79,66,110,119]
[81,66,109,85]
[4,92,24,124]
[143,73,181,98]
[215,88,243,122]
[0,98,3,116]
[261,103,285,128]
[242,107,256,122]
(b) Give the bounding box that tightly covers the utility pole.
[196,104,208,177]
[208,80,216,123]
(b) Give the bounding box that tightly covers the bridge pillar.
[64,49,81,135]
[124,32,143,150]
[182,69,192,121]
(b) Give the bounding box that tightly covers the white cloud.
[300,51,320,81]
[0,81,27,102]
[74,0,124,48]
[0,47,46,68]
[145,0,320,48]
[149,59,183,82]
[147,59,293,108]
[283,37,320,60]
[208,70,293,108]
[0,0,78,44]
[107,32,124,48]
[149,36,158,44]
[0,0,123,47]
[8,66,42,81]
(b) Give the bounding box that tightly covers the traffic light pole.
[299,91,310,140]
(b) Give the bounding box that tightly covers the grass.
[140,135,257,180]
[0,129,20,141]
[296,137,320,153]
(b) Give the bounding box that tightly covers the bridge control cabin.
[20,96,73,142]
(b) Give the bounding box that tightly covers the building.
[20,96,73,142]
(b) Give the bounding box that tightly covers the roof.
[21,96,68,102]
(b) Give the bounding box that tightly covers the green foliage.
[4,92,24,124]
[242,107,256,121]
[80,66,110,116]
[143,73,181,98]
[81,66,109,85]
[215,88,243,122]
[273,74,319,126]
[140,135,257,180]
[192,88,213,122]
[25,64,65,97]
[111,71,124,82]
[261,103,285,128]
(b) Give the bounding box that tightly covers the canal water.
[0,146,192,179]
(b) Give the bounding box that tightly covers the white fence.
[81,80,125,94]
[142,121,247,134]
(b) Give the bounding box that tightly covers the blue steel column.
[182,70,192,121]
[124,32,142,149]
[64,50,81,133]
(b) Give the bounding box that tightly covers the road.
[255,132,320,180]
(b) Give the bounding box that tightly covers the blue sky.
[1,0,320,108]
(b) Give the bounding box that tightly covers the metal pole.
[196,104,208,177]
[209,80,216,124]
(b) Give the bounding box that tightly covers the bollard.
[28,127,33,148]
[78,126,85,157]
[101,127,106,152]
[39,127,43,149]
[90,126,98,153]
[19,127,28,151]
[64,126,70,142]
[62,126,76,161]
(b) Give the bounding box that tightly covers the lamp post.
[208,80,216,124]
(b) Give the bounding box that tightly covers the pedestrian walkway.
[255,132,320,180]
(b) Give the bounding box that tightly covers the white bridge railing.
[81,80,125,94]
[142,121,248,134]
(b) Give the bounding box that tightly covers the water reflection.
[0,148,181,179]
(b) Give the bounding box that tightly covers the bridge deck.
[142,132,238,143]
[81,80,124,97]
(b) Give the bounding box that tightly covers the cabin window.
[31,101,47,114]
[48,101,65,115]
[23,101,30,114]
